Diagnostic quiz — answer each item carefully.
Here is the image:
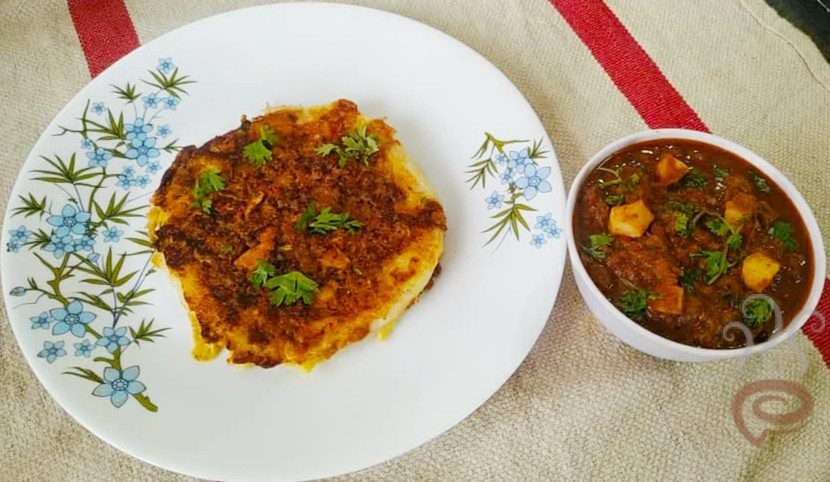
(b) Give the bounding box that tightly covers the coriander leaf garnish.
[342,122,379,162]
[315,120,380,168]
[243,126,279,167]
[581,233,614,259]
[249,261,318,307]
[603,193,625,206]
[693,211,742,281]
[726,231,743,251]
[682,168,707,188]
[220,244,233,254]
[310,207,363,234]
[665,201,697,213]
[679,268,699,294]
[295,201,317,231]
[749,171,771,193]
[191,167,225,213]
[597,165,640,206]
[617,280,658,322]
[713,165,729,181]
[666,201,698,237]
[597,165,640,191]
[691,249,735,284]
[243,142,271,167]
[264,271,319,306]
[704,212,743,250]
[596,166,624,189]
[674,212,691,237]
[316,143,339,157]
[705,217,731,237]
[249,259,277,288]
[769,220,797,251]
[742,297,773,328]
[296,202,363,234]
[260,126,278,147]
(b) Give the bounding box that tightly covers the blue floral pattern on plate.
[5,58,194,412]
[92,366,146,408]
[74,339,95,358]
[465,134,563,248]
[38,341,67,364]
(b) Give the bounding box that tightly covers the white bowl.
[566,129,826,362]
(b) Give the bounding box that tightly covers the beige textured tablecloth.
[1,1,829,480]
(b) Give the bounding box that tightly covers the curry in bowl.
[573,139,813,349]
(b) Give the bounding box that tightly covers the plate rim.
[0,2,567,479]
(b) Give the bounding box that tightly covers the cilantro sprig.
[243,126,279,167]
[249,260,277,288]
[679,268,700,294]
[249,260,318,307]
[596,166,640,190]
[749,171,771,193]
[311,208,363,234]
[665,201,697,213]
[581,233,614,259]
[705,217,731,237]
[596,165,640,206]
[682,168,707,188]
[191,167,225,214]
[265,271,319,306]
[742,297,773,328]
[726,231,743,251]
[295,202,317,231]
[674,212,691,237]
[617,280,658,322]
[689,210,744,284]
[704,214,743,251]
[769,220,797,251]
[713,165,729,182]
[691,249,736,284]
[315,121,380,168]
[666,201,699,238]
[295,202,363,234]
[604,194,625,206]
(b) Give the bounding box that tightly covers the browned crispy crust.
[150,100,446,368]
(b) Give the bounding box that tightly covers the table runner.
[1,0,828,480]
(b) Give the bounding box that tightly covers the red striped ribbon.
[67,0,139,77]
[807,280,830,363]
[548,0,707,131]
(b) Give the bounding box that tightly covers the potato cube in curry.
[725,193,756,230]
[648,285,684,315]
[741,251,780,292]
[608,199,654,238]
[655,153,690,185]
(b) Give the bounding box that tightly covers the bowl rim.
[566,128,827,360]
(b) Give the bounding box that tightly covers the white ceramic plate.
[1,4,566,480]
